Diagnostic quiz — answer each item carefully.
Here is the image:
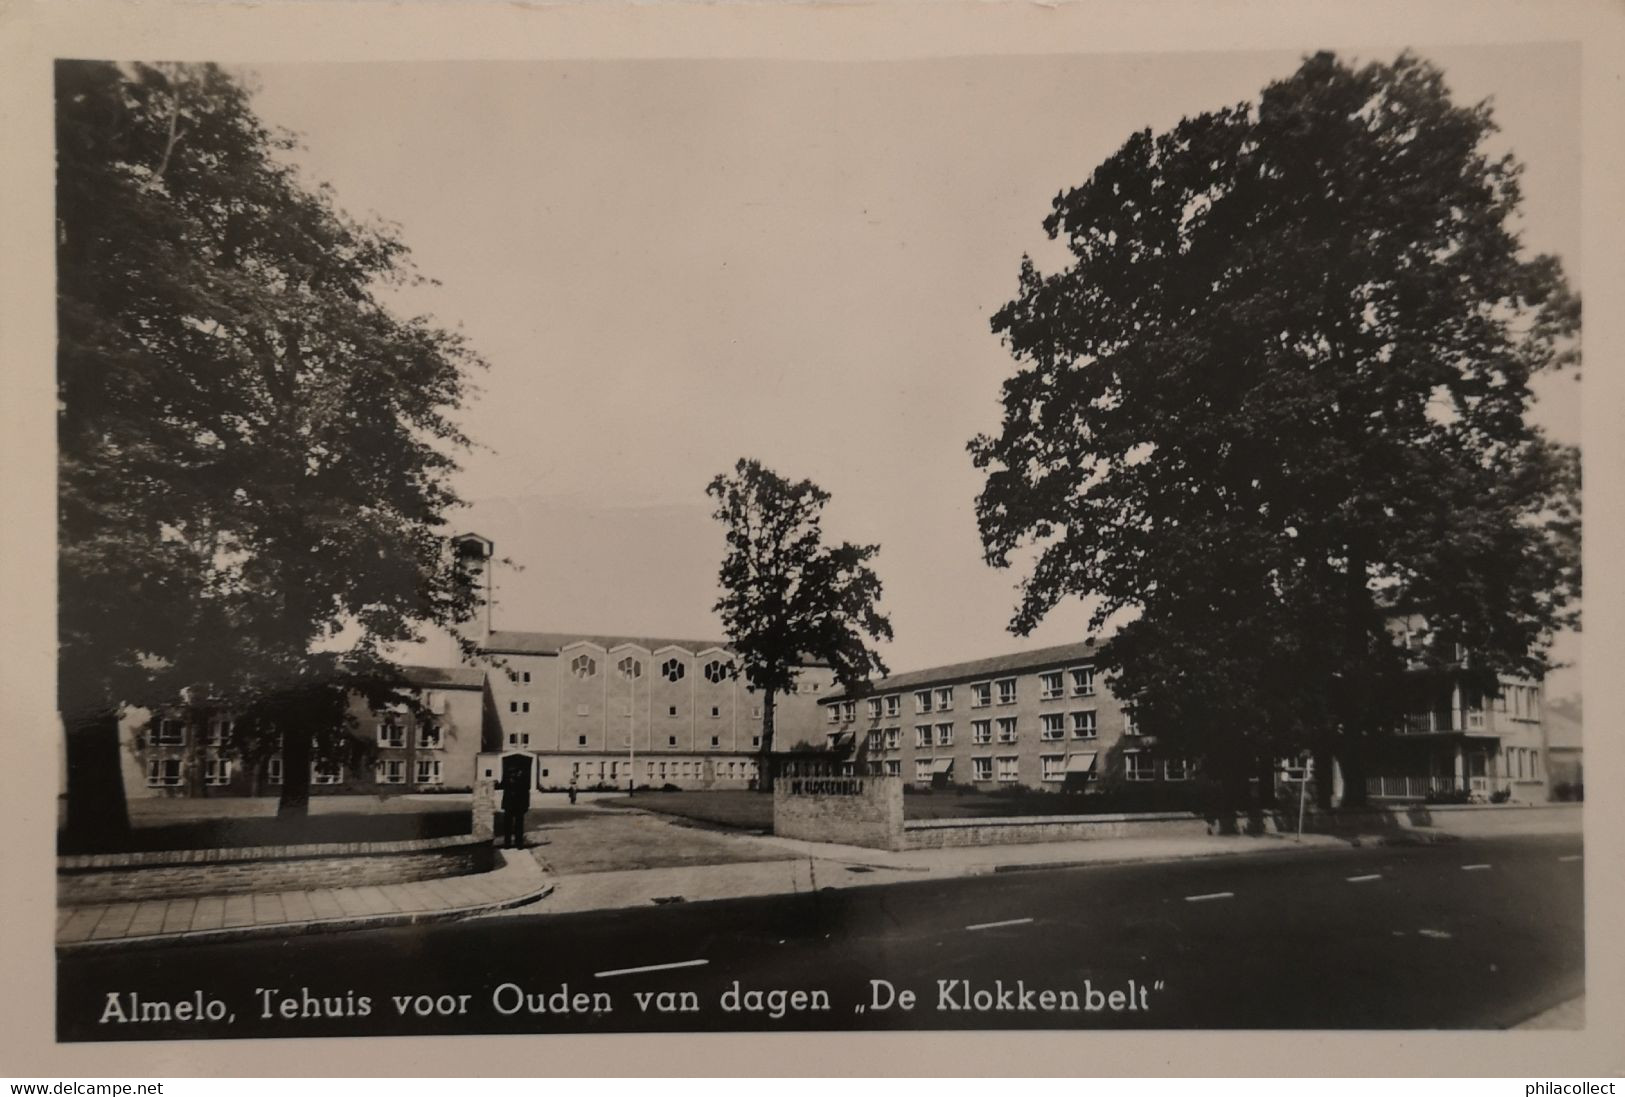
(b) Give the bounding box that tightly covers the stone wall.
[773,774,904,851]
[58,834,494,905]
[904,812,1208,849]
[472,778,495,840]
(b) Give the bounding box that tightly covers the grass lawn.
[598,788,1204,830]
[527,809,797,875]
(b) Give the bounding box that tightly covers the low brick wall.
[774,774,904,851]
[1420,802,1582,836]
[904,812,1208,849]
[58,834,495,906]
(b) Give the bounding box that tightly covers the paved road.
[58,833,1583,1040]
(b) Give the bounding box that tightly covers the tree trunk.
[277,725,312,818]
[63,707,131,848]
[756,689,776,792]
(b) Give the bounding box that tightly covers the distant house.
[1543,696,1583,798]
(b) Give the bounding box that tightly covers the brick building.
[819,639,1178,791]
[118,665,486,799]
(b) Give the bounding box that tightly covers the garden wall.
[904,812,1207,849]
[774,772,904,851]
[57,833,495,905]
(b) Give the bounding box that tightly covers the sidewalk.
[55,847,553,953]
[496,830,1352,917]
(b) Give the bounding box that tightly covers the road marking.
[1558,854,1582,863]
[1418,929,1453,939]
[1346,874,1381,883]
[594,959,709,979]
[1184,891,1234,903]
[1461,864,1492,871]
[965,917,1034,932]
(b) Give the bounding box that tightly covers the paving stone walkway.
[56,847,551,952]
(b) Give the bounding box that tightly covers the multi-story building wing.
[474,630,835,790]
[118,664,486,799]
[821,640,1181,791]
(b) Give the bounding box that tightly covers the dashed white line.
[1184,891,1234,903]
[1558,854,1583,863]
[1346,874,1382,883]
[1461,864,1492,871]
[965,917,1035,932]
[1418,929,1453,939]
[594,959,710,979]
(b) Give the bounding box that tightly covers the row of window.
[835,668,1100,724]
[145,757,444,788]
[568,654,739,683]
[860,752,1185,783]
[505,731,763,749]
[860,712,1104,751]
[514,701,766,719]
[568,758,761,781]
[376,718,443,749]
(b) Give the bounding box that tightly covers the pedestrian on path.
[567,774,578,806]
[500,765,532,849]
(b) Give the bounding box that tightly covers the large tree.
[969,51,1580,808]
[57,61,486,832]
[707,459,893,785]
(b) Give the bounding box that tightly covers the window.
[1164,758,1191,781]
[996,678,1017,705]
[996,756,1019,782]
[1039,713,1065,740]
[710,706,721,718]
[570,654,597,679]
[146,758,183,788]
[202,758,231,786]
[312,761,343,785]
[914,690,933,715]
[153,718,186,746]
[377,759,407,784]
[703,659,732,683]
[936,722,953,747]
[884,695,900,718]
[914,725,932,749]
[1071,710,1097,739]
[867,730,883,752]
[841,701,855,722]
[935,687,954,711]
[667,705,678,717]
[884,727,900,750]
[661,657,686,682]
[1125,751,1154,781]
[206,716,232,748]
[417,723,442,750]
[752,735,761,747]
[711,735,721,748]
[507,732,531,747]
[914,759,933,783]
[1041,755,1065,782]
[1071,667,1095,697]
[1123,711,1137,736]
[266,756,284,785]
[970,682,992,708]
[617,656,644,680]
[577,734,587,746]
[521,671,532,683]
[827,706,841,724]
[1040,671,1064,700]
[971,719,992,745]
[867,699,883,720]
[378,717,406,749]
[885,759,901,777]
[996,717,1018,743]
[416,759,444,785]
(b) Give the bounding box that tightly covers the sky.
[242,44,1582,697]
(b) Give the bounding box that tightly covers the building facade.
[819,640,1184,791]
[473,630,834,790]
[117,665,486,799]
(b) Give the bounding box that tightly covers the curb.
[56,876,555,955]
[990,839,1348,875]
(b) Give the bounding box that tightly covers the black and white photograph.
[3,0,1621,1076]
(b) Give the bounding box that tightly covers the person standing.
[499,764,532,849]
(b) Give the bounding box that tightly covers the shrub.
[1489,788,1512,804]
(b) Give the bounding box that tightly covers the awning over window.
[930,757,955,774]
[1066,752,1099,774]
[828,731,854,753]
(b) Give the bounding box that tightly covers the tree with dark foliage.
[969,52,1580,809]
[57,61,487,833]
[708,459,893,786]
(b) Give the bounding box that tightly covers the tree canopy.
[57,61,487,827]
[969,51,1580,804]
[707,459,893,776]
